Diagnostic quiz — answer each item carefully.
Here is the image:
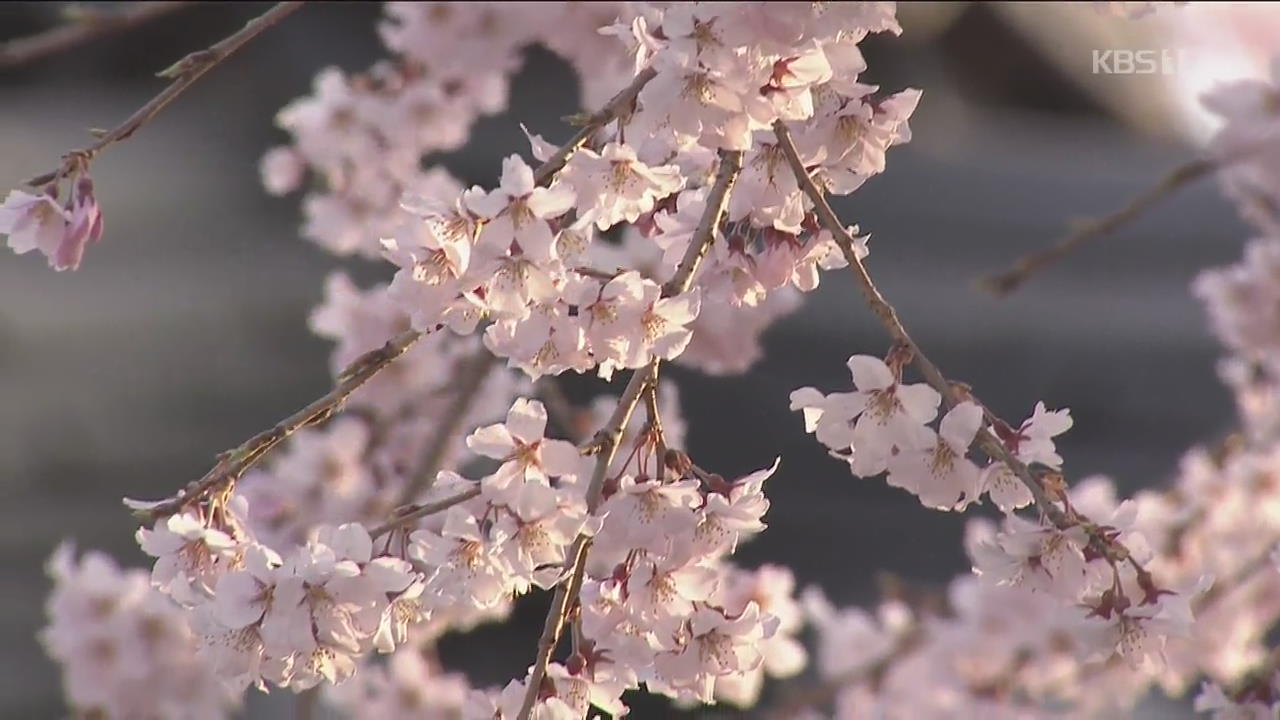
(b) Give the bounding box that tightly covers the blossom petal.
[845,355,892,390]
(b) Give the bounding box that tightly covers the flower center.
[867,388,902,423]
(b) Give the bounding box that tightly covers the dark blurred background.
[0,2,1268,717]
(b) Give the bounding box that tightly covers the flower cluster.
[1202,57,1280,237]
[476,456,798,715]
[368,1,917,381]
[41,545,240,719]
[777,47,1280,720]
[262,3,634,259]
[0,172,101,271]
[123,398,597,694]
[34,2,1280,719]
[113,376,795,717]
[791,353,1071,513]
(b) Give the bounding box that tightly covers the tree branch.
[980,157,1215,296]
[0,2,191,70]
[369,485,482,539]
[515,149,745,720]
[644,368,667,478]
[27,1,304,186]
[772,120,1070,527]
[126,327,430,522]
[531,65,657,187]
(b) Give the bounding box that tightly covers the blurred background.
[0,2,1273,717]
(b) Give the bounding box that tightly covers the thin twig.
[395,350,498,506]
[980,157,1214,296]
[772,121,1071,527]
[27,1,304,186]
[369,485,482,539]
[644,368,667,479]
[779,120,1153,574]
[126,327,429,522]
[0,2,191,69]
[515,149,745,720]
[531,65,657,187]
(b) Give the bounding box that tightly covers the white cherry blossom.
[886,401,982,510]
[466,397,581,487]
[468,154,575,262]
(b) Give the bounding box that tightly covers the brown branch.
[980,157,1214,296]
[394,350,498,506]
[369,485,482,539]
[778,119,1159,580]
[125,327,429,522]
[514,149,745,720]
[27,1,304,186]
[531,65,657,187]
[644,368,667,479]
[773,120,1070,528]
[0,2,191,69]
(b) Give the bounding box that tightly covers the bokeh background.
[1,2,1272,717]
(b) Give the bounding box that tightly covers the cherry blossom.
[42,545,241,719]
[651,602,773,703]
[791,353,941,476]
[136,512,237,603]
[0,187,69,267]
[467,398,582,486]
[469,154,575,263]
[970,514,1092,599]
[32,2,1280,718]
[409,507,512,611]
[563,142,685,230]
[886,401,982,511]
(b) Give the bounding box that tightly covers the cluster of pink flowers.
[777,48,1280,719]
[0,172,102,271]
[41,545,240,718]
[119,385,795,716]
[22,1,1280,718]
[1183,57,1280,718]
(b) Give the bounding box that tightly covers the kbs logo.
[1091,49,1187,75]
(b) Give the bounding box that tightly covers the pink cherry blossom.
[469,154,575,262]
[466,398,581,487]
[0,187,69,266]
[886,401,983,510]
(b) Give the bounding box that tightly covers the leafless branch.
[773,120,1071,526]
[27,2,304,186]
[980,157,1215,296]
[126,326,429,522]
[369,485,482,539]
[0,2,191,70]
[644,368,667,478]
